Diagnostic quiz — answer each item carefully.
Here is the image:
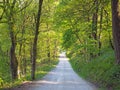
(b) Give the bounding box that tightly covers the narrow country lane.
[12,52,97,90]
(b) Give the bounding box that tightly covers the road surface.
[12,52,97,90]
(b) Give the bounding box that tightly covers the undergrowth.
[0,59,59,89]
[69,48,120,90]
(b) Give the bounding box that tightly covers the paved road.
[12,52,97,90]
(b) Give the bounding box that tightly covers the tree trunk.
[9,24,18,80]
[3,0,18,80]
[92,0,98,41]
[23,43,27,76]
[9,4,18,80]
[108,31,114,49]
[54,40,57,59]
[31,0,43,80]
[47,39,51,62]
[46,23,51,62]
[111,0,120,64]
[10,45,18,80]
[91,0,98,58]
[98,7,103,56]
[104,9,114,50]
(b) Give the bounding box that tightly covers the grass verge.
[69,49,120,90]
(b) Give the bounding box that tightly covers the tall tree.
[3,0,18,80]
[31,0,43,80]
[111,0,120,64]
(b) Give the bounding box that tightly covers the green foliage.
[0,24,10,52]
[0,56,11,89]
[62,29,76,49]
[0,56,11,81]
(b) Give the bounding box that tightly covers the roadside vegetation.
[0,57,58,89]
[69,48,120,90]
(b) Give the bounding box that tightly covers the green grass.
[69,48,120,90]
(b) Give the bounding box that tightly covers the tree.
[1,0,33,80]
[111,0,120,64]
[2,0,18,80]
[31,0,43,80]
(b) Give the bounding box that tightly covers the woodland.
[0,0,120,90]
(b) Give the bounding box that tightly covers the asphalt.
[11,52,97,90]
